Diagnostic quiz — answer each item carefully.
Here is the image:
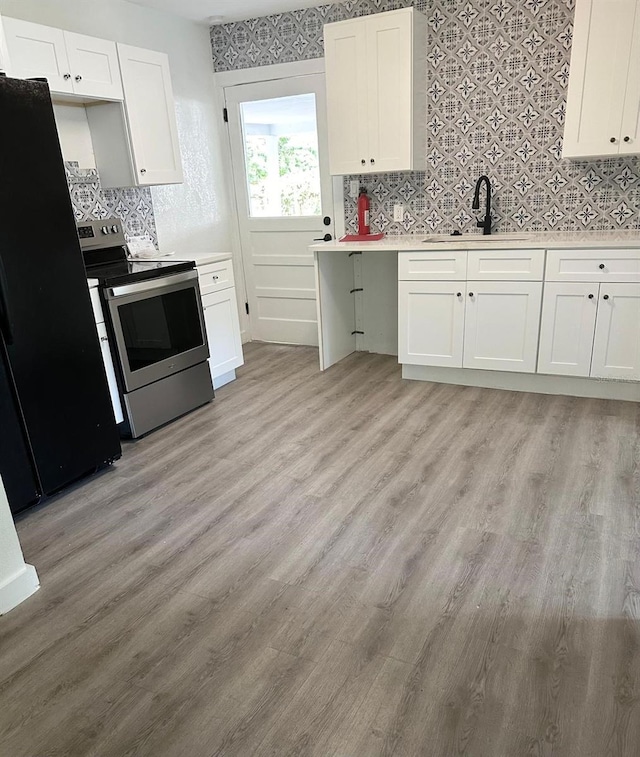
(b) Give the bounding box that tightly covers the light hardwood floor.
[1,342,640,756]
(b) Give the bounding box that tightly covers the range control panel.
[77,218,126,250]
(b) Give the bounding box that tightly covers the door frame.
[214,58,345,343]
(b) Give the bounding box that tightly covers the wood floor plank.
[2,342,639,756]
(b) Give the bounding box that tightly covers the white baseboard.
[402,364,640,402]
[0,564,40,616]
[213,369,237,389]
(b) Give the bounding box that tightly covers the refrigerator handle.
[0,257,14,345]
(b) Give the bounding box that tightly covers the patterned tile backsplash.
[65,162,158,245]
[211,0,640,235]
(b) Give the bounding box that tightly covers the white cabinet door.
[202,289,244,383]
[537,282,598,377]
[398,281,466,367]
[324,19,369,175]
[323,8,425,175]
[591,283,640,380]
[366,10,414,173]
[463,282,542,373]
[563,0,640,158]
[64,31,122,100]
[117,44,183,185]
[3,17,73,94]
[96,322,124,425]
[620,2,640,151]
[0,16,10,74]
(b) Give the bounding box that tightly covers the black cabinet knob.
[588,293,594,299]
[361,159,366,165]
[456,292,462,297]
[75,75,82,82]
[610,137,617,143]
[599,263,605,269]
[370,158,375,164]
[469,292,474,297]
[624,136,631,142]
[323,216,331,226]
[603,294,610,300]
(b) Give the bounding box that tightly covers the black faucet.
[472,175,492,235]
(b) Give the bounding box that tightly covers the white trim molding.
[0,563,39,616]
[214,58,325,87]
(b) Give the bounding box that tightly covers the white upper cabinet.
[64,31,123,100]
[3,18,72,94]
[117,44,183,186]
[563,0,640,158]
[3,18,123,100]
[0,16,10,74]
[324,8,426,175]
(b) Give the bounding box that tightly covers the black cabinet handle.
[75,75,82,82]
[323,216,331,226]
[610,137,617,143]
[63,73,71,80]
[313,233,333,242]
[624,136,631,142]
[588,293,594,299]
[599,263,605,269]
[370,158,375,164]
[456,292,462,297]
[603,294,610,300]
[468,292,474,297]
[361,159,366,165]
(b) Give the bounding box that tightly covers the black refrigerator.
[0,77,121,516]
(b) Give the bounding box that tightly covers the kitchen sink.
[421,234,533,243]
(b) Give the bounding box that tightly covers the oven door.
[105,270,209,393]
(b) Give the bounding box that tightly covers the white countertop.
[141,251,233,265]
[311,230,640,252]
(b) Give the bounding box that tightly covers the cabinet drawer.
[198,259,235,295]
[89,286,105,324]
[467,249,544,281]
[546,249,640,282]
[398,250,467,280]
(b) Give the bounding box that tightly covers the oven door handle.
[105,269,198,299]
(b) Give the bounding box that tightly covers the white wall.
[0,478,39,615]
[0,0,234,255]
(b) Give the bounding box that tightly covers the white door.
[537,282,598,377]
[324,18,369,175]
[202,289,244,385]
[3,17,73,94]
[366,10,414,173]
[591,283,640,380]
[563,0,637,158]
[463,282,542,373]
[225,74,335,345]
[398,281,466,367]
[64,32,123,100]
[117,44,183,186]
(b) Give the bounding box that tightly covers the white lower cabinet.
[463,282,542,373]
[538,282,598,377]
[201,287,244,389]
[591,283,640,380]
[398,281,465,367]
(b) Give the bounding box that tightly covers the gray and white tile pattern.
[211,0,640,235]
[65,162,158,245]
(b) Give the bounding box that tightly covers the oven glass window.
[118,288,203,372]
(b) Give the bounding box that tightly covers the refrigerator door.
[0,344,40,513]
[0,78,121,500]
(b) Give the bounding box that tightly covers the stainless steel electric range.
[79,219,214,438]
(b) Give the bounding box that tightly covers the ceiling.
[126,0,344,24]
